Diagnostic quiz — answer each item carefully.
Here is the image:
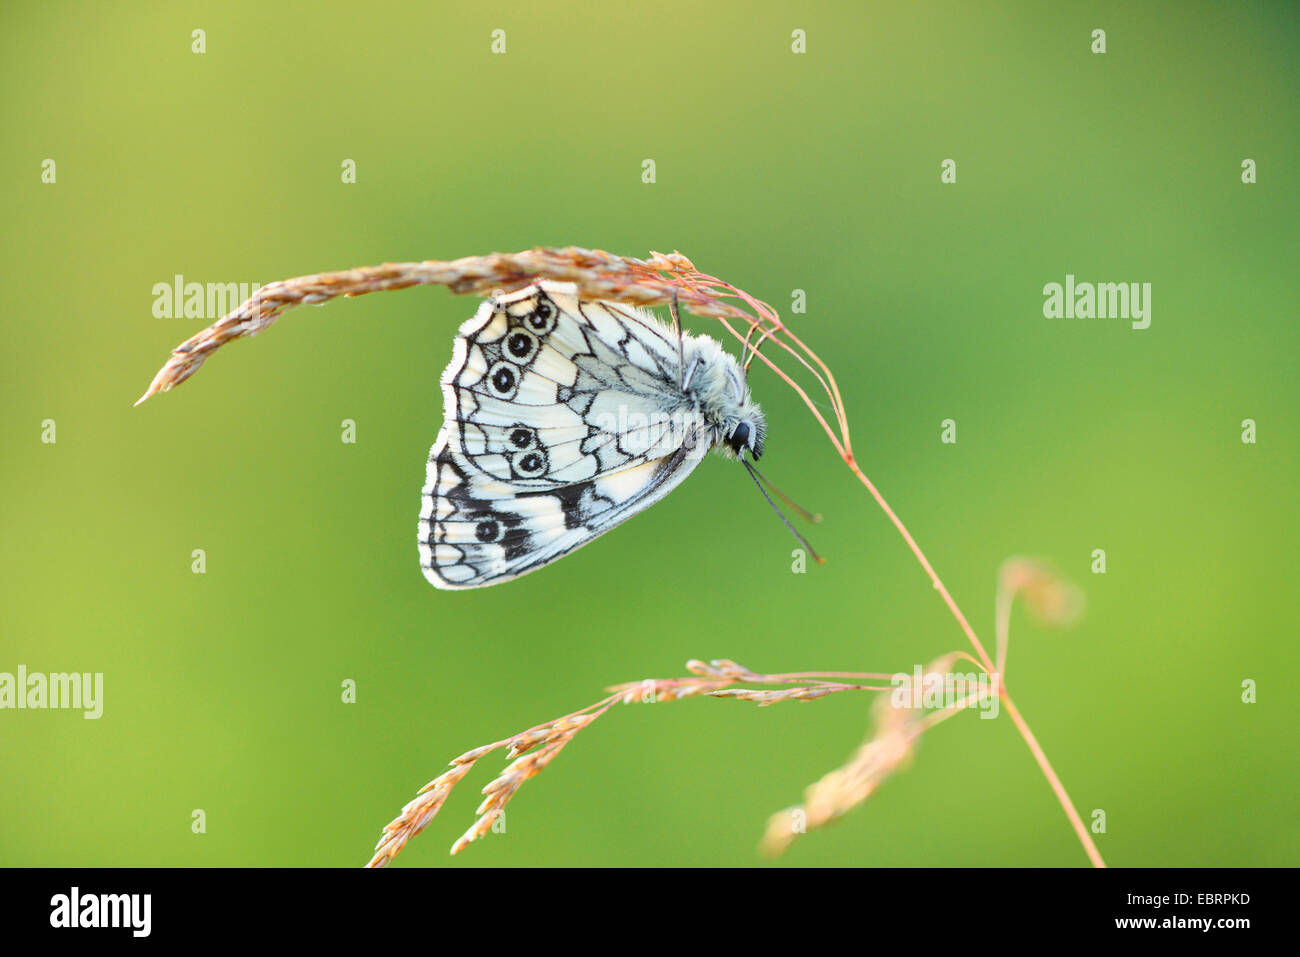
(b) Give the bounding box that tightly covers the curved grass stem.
[999,690,1106,868]
[840,455,1106,868]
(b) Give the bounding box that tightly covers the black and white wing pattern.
[419,281,712,589]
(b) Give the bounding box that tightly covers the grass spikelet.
[759,655,957,858]
[364,660,889,866]
[995,558,1085,678]
[132,247,843,445]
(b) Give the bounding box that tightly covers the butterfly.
[418,280,788,589]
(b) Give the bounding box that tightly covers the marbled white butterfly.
[418,280,779,589]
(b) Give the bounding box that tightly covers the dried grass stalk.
[759,653,970,857]
[134,247,848,461]
[366,659,893,868]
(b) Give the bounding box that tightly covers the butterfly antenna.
[745,459,822,524]
[669,289,686,391]
[741,455,826,564]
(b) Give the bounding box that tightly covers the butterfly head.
[725,417,765,460]
[694,345,766,461]
[717,369,764,462]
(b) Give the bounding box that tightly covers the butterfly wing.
[419,281,711,589]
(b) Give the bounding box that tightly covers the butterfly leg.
[741,321,772,390]
[669,289,686,392]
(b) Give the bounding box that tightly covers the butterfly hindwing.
[419,281,710,589]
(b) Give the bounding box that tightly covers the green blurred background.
[2,1,1296,867]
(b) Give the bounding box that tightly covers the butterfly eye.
[727,422,751,455]
[474,520,501,543]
